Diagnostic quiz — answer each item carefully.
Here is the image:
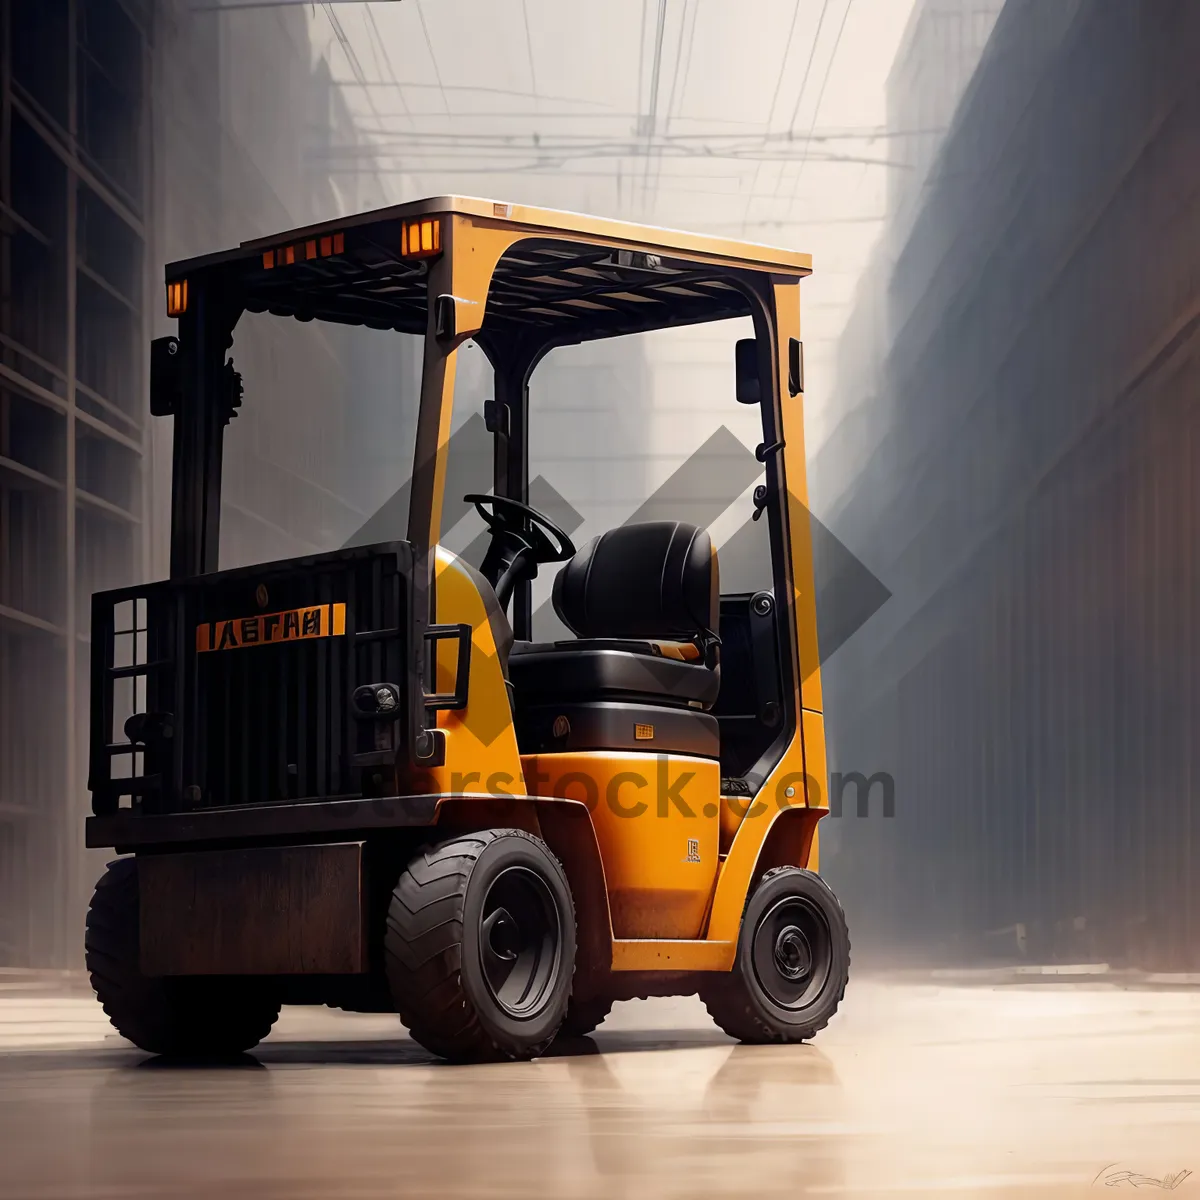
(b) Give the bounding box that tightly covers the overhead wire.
[323,151,903,175]
[413,0,450,113]
[320,0,398,201]
[306,0,894,237]
[786,0,831,135]
[784,0,855,205]
[359,8,386,79]
[520,0,539,99]
[731,0,829,233]
[740,0,805,233]
[362,2,418,195]
[351,110,819,126]
[649,0,696,208]
[766,2,805,128]
[640,0,669,208]
[364,5,410,120]
[340,118,919,138]
[661,2,690,141]
[340,81,615,106]
[311,127,907,160]
[636,0,649,118]
[322,3,369,85]
[670,0,699,122]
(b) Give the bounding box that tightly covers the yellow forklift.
[84,198,849,1061]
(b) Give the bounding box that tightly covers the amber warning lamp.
[401,217,441,259]
[166,279,188,317]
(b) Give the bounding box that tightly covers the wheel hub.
[478,866,562,1020]
[486,907,520,961]
[751,894,833,1012]
[772,925,812,980]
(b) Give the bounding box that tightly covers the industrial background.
[0,0,399,963]
[815,0,1200,969]
[2,0,1198,976]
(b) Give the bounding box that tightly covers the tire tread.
[85,858,280,1057]
[385,828,573,1062]
[701,866,850,1044]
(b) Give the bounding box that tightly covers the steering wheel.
[464,494,576,564]
[464,494,576,610]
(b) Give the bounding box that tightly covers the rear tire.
[385,829,576,1062]
[85,858,281,1057]
[701,866,849,1044]
[560,996,613,1038]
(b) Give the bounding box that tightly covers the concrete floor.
[1,979,1198,1199]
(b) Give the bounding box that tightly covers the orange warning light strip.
[262,231,346,270]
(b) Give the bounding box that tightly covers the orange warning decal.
[196,603,346,652]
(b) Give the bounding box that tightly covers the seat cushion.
[509,640,720,710]
[552,521,718,643]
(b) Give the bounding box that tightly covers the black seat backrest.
[552,521,719,643]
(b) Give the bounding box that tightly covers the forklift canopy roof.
[165,196,812,346]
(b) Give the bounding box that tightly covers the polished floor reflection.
[2,979,1199,1198]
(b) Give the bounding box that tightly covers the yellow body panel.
[522,751,720,940]
[402,548,526,798]
[611,938,735,972]
[707,783,808,946]
[801,709,829,810]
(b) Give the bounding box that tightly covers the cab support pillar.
[169,278,240,580]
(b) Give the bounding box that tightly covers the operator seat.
[509,521,720,712]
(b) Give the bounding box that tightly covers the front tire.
[85,859,281,1057]
[701,866,849,1044]
[385,829,576,1062]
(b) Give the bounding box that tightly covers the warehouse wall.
[885,0,1005,233]
[0,0,154,965]
[815,0,1200,967]
[0,0,401,966]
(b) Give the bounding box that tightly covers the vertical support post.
[405,307,458,575]
[405,216,522,661]
[404,253,458,747]
[483,333,544,641]
[169,278,237,579]
[406,217,523,601]
[771,279,821,718]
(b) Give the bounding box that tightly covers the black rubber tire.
[85,858,281,1057]
[560,996,614,1038]
[385,829,576,1062]
[701,866,849,1044]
